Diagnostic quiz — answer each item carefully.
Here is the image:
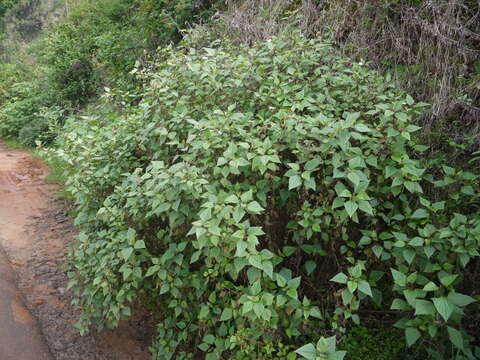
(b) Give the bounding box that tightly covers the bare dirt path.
[0,142,151,360]
[0,246,52,359]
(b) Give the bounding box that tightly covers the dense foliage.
[49,32,480,359]
[0,0,221,146]
[1,0,479,358]
[0,0,16,25]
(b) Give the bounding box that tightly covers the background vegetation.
[0,0,479,359]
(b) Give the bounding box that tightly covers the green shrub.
[18,106,64,146]
[18,119,47,146]
[133,0,222,48]
[40,22,100,104]
[0,62,22,103]
[0,0,16,25]
[0,81,48,138]
[50,31,480,359]
[0,0,222,146]
[339,326,407,360]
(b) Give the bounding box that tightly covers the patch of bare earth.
[0,143,153,360]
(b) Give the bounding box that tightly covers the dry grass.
[219,0,295,44]
[219,0,480,152]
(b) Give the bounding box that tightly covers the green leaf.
[447,327,464,350]
[233,207,245,222]
[423,282,439,292]
[448,292,476,307]
[432,297,454,321]
[247,201,264,214]
[305,261,317,275]
[191,250,202,264]
[159,283,170,295]
[304,178,316,190]
[332,351,347,360]
[358,200,373,215]
[316,335,337,353]
[225,194,239,203]
[342,289,354,305]
[405,327,421,347]
[347,172,361,189]
[262,260,274,278]
[428,325,438,338]
[346,112,361,122]
[310,306,323,319]
[206,353,217,360]
[347,280,357,293]
[304,159,321,171]
[391,298,409,310]
[145,265,160,277]
[295,343,316,360]
[134,240,146,249]
[199,305,210,319]
[439,274,458,288]
[126,228,136,242]
[406,95,414,105]
[395,112,409,122]
[220,308,233,321]
[442,165,455,175]
[372,245,383,258]
[344,201,358,218]
[121,247,134,261]
[249,254,263,269]
[251,280,261,295]
[424,246,435,258]
[289,175,302,190]
[355,124,371,132]
[198,343,210,352]
[332,197,345,209]
[203,334,215,345]
[409,237,424,247]
[339,189,352,198]
[358,280,373,297]
[402,249,416,265]
[330,272,348,284]
[390,268,407,286]
[461,186,474,195]
[414,299,435,316]
[411,209,428,219]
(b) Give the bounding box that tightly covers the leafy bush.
[18,106,65,146]
[0,80,50,138]
[339,326,406,360]
[0,62,21,102]
[40,21,100,104]
[50,31,479,359]
[0,66,64,145]
[133,0,221,48]
[0,0,223,146]
[0,0,16,25]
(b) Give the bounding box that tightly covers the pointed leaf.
[411,209,429,219]
[405,328,421,347]
[347,172,361,188]
[358,280,373,297]
[295,343,316,360]
[432,297,454,322]
[247,201,264,214]
[344,201,358,218]
[289,175,302,190]
[220,308,233,321]
[447,327,464,350]
[358,200,373,215]
[330,272,348,284]
[448,292,476,307]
